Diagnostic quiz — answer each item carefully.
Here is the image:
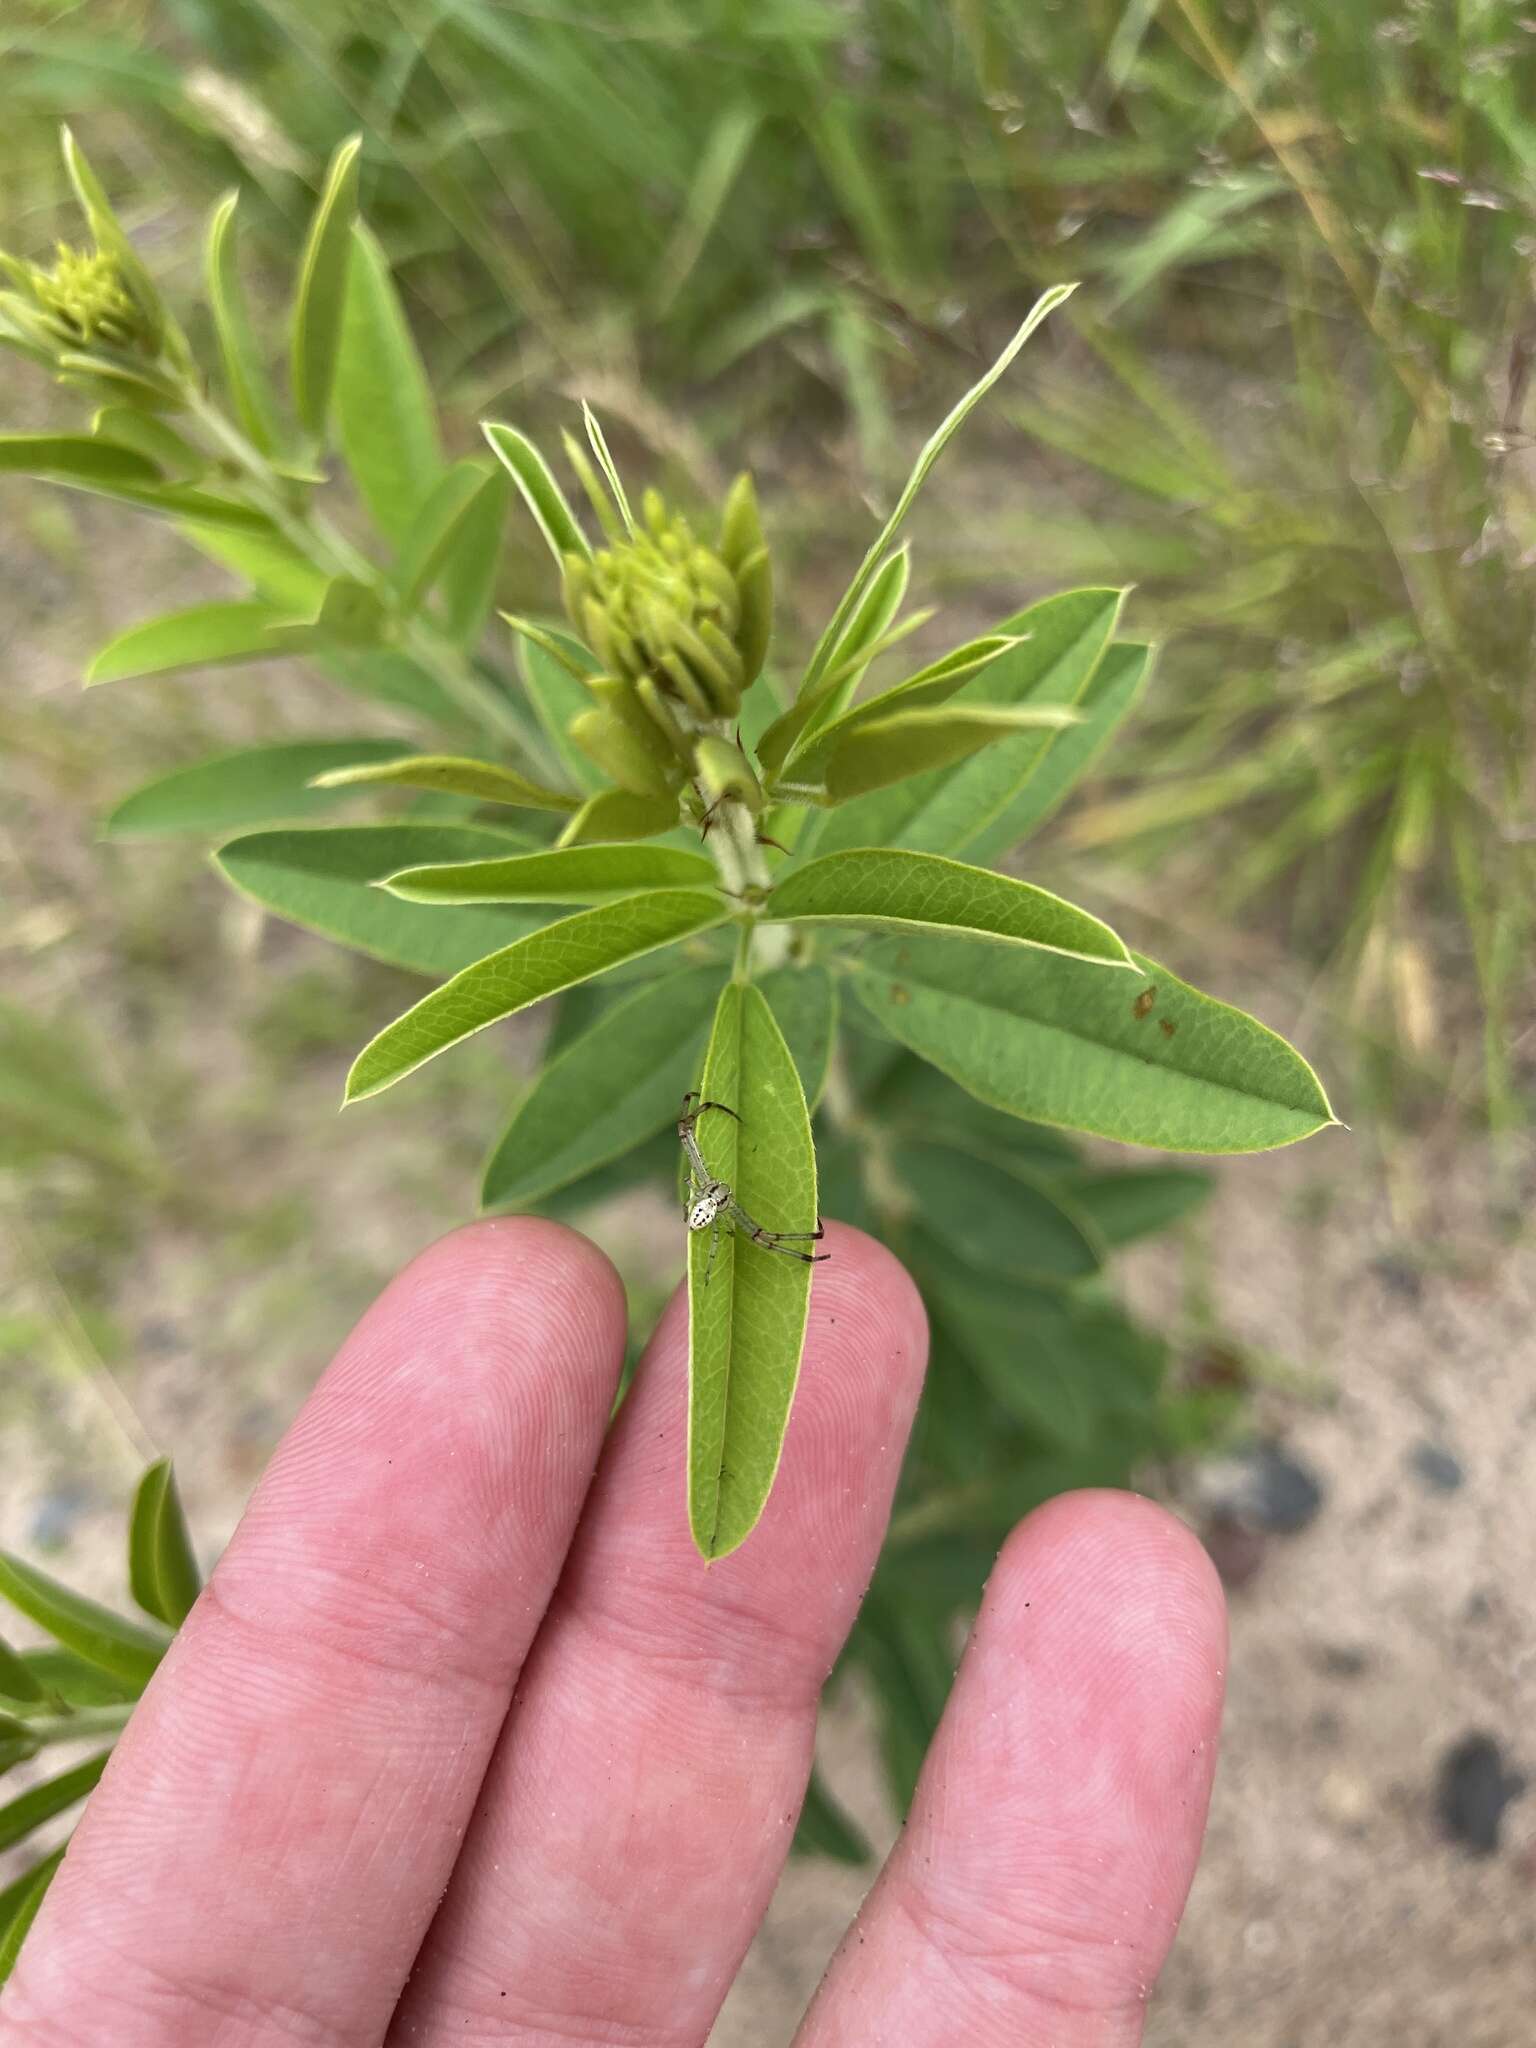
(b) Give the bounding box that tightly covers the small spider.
[678,1091,828,1285]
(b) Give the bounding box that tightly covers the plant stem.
[711,792,789,979]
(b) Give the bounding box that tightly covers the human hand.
[0,1218,1225,2046]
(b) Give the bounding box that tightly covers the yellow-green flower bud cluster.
[1,245,154,357]
[561,475,773,812]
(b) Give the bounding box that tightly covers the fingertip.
[809,1217,929,1358]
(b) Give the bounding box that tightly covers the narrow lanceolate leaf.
[516,634,604,791]
[0,1848,65,1985]
[819,705,1078,803]
[335,223,444,544]
[963,639,1154,863]
[482,964,725,1210]
[385,844,715,905]
[800,283,1076,693]
[1049,1165,1212,1246]
[852,937,1338,1153]
[808,586,1125,859]
[205,192,281,453]
[894,1140,1103,1283]
[104,738,414,839]
[309,753,580,813]
[687,983,819,1559]
[0,1639,42,1706]
[483,422,592,566]
[759,963,838,1112]
[765,849,1132,968]
[85,601,290,685]
[786,632,1025,779]
[0,1552,167,1690]
[216,822,547,977]
[0,1752,111,1855]
[0,434,160,487]
[128,1458,201,1630]
[289,134,363,438]
[396,462,493,608]
[438,469,507,645]
[346,891,728,1101]
[557,790,680,846]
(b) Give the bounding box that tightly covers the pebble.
[1408,1440,1464,1493]
[1435,1732,1526,1856]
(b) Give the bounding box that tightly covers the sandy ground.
[3,492,1534,2043]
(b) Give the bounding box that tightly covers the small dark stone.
[1372,1251,1424,1302]
[1243,1439,1326,1534]
[1409,1441,1464,1493]
[1315,1643,1370,1680]
[1435,1732,1526,1856]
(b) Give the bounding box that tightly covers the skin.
[0,1216,1225,2048]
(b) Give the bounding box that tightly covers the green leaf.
[289,134,362,439]
[759,963,838,1112]
[0,434,160,487]
[205,191,281,454]
[894,1140,1102,1282]
[335,223,443,544]
[686,982,819,1559]
[90,408,200,476]
[385,843,715,905]
[346,891,728,1100]
[85,601,290,685]
[127,1458,201,1630]
[216,822,548,976]
[1051,1165,1213,1246]
[0,1710,39,1777]
[397,462,489,607]
[793,1769,870,1864]
[964,640,1154,863]
[786,631,1026,777]
[439,471,508,645]
[799,284,1076,694]
[103,738,414,839]
[808,587,1125,858]
[0,1847,65,1984]
[766,849,1132,968]
[818,704,1078,803]
[269,575,386,650]
[483,422,592,566]
[853,937,1338,1153]
[308,753,580,814]
[482,964,725,1210]
[514,632,604,789]
[557,789,680,845]
[178,520,328,616]
[0,1751,110,1855]
[0,1553,167,1691]
[19,1649,133,1708]
[0,1639,42,1706]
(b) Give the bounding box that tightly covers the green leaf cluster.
[2,150,1336,1591]
[0,1459,199,1982]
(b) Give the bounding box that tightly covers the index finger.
[0,1218,628,2047]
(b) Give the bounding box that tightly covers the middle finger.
[390,1222,927,2045]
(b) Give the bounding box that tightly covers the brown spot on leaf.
[1133,986,1157,1020]
[1160,1017,1177,1037]
[889,983,910,1005]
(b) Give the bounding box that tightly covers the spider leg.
[727,1199,831,1264]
